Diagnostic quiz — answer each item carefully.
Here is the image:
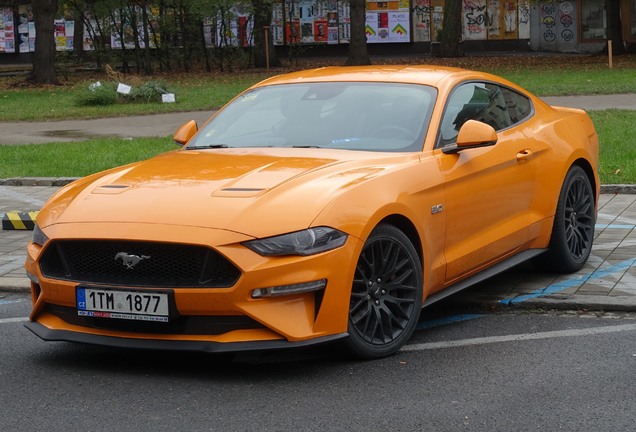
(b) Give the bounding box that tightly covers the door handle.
[516,149,533,161]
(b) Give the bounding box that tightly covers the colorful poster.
[18,5,31,53]
[389,11,409,42]
[272,2,284,45]
[338,1,350,43]
[1,7,15,53]
[286,21,301,43]
[314,20,328,42]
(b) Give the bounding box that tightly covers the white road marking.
[0,317,28,324]
[402,323,636,351]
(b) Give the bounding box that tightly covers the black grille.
[39,240,241,288]
[46,304,264,335]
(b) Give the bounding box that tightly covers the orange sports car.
[25,66,599,358]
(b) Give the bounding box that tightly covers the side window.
[438,82,533,147]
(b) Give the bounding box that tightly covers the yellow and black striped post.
[1,211,39,230]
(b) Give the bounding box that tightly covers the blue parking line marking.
[500,258,636,306]
[0,300,21,306]
[417,314,485,330]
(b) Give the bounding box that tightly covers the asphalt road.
[2,292,635,432]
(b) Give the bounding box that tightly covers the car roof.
[254,65,486,88]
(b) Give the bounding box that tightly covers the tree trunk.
[439,0,463,58]
[346,0,370,66]
[253,0,281,68]
[31,0,59,84]
[72,3,84,62]
[140,2,153,74]
[606,0,624,55]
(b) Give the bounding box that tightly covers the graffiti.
[463,0,487,25]
[542,16,555,29]
[560,2,573,14]
[543,29,556,42]
[462,0,487,39]
[541,4,555,16]
[559,12,573,27]
[413,5,432,14]
[519,3,529,24]
[413,0,431,16]
[558,1,573,28]
[487,0,500,36]
[561,29,574,42]
[412,0,431,42]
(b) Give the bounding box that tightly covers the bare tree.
[31,0,59,84]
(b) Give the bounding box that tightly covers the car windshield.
[186,82,437,152]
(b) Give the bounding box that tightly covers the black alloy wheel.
[345,224,423,359]
[541,165,595,273]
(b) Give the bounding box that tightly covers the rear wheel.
[344,224,423,359]
[540,165,595,273]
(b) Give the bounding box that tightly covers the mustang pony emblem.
[115,252,150,269]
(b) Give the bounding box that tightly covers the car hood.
[38,148,411,238]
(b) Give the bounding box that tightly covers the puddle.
[41,130,112,140]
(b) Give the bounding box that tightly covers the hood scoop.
[92,184,132,194]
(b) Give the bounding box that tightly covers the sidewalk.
[1,94,635,313]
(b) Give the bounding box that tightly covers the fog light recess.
[252,279,327,298]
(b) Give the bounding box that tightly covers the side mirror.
[442,120,498,154]
[173,120,198,146]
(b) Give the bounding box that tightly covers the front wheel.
[344,224,423,359]
[539,165,595,273]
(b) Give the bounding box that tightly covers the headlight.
[243,227,348,256]
[32,224,49,246]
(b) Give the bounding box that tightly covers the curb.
[1,178,635,193]
[0,177,79,186]
[1,211,38,230]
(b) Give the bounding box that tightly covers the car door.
[435,81,539,283]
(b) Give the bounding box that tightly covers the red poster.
[314,20,328,42]
[285,21,301,44]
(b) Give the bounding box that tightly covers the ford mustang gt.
[25,66,599,358]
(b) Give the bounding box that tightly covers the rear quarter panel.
[521,99,600,246]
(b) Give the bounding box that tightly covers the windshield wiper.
[292,145,322,148]
[186,144,230,150]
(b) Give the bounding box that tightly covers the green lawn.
[1,54,635,122]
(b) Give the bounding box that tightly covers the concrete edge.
[0,177,80,186]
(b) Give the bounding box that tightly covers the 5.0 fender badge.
[115,252,150,269]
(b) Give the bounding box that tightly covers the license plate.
[76,287,170,322]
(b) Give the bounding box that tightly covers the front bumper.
[25,222,363,351]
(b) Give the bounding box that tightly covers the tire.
[344,224,423,359]
[539,165,595,273]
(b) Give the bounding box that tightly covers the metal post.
[264,26,270,70]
